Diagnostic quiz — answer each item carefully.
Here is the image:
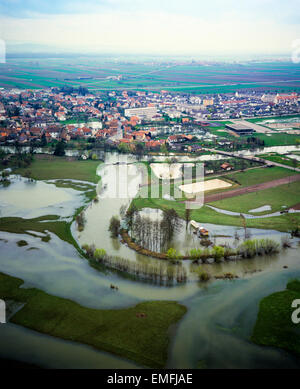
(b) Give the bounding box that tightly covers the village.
[0,87,299,155]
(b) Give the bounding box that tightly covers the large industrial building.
[125,107,157,120]
[225,123,255,136]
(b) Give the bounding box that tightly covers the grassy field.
[259,153,300,169]
[255,133,300,147]
[209,181,300,214]
[15,156,101,184]
[225,166,298,187]
[132,196,300,232]
[251,279,300,358]
[0,272,187,368]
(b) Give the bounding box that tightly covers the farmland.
[14,155,101,184]
[1,57,300,93]
[209,181,300,214]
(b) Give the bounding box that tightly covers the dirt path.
[204,174,300,203]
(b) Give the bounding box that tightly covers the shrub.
[166,248,179,260]
[212,246,225,261]
[82,243,95,257]
[190,248,203,259]
[281,235,292,248]
[224,246,236,259]
[94,248,107,260]
[238,239,279,258]
[193,267,211,282]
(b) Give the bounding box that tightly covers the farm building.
[225,123,255,136]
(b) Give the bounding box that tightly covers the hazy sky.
[0,0,299,55]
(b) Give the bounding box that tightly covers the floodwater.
[0,175,84,219]
[0,151,300,368]
[207,204,300,219]
[249,205,272,213]
[2,144,299,161]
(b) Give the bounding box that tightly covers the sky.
[0,0,300,56]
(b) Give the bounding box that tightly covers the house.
[145,140,164,150]
[182,117,190,123]
[131,131,147,141]
[167,135,178,144]
[220,163,233,171]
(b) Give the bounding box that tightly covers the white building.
[125,106,157,120]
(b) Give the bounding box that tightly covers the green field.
[15,156,101,184]
[0,272,187,368]
[1,59,300,93]
[255,133,300,147]
[251,279,300,358]
[259,153,300,169]
[225,166,298,187]
[209,181,300,214]
[132,196,300,232]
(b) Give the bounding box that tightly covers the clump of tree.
[109,216,120,238]
[161,209,182,242]
[76,211,86,232]
[130,208,181,253]
[54,140,66,156]
[126,203,138,231]
[53,85,89,96]
[134,142,145,159]
[132,214,163,252]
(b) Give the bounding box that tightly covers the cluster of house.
[165,91,299,120]
[0,87,298,148]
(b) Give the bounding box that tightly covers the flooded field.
[0,151,299,368]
